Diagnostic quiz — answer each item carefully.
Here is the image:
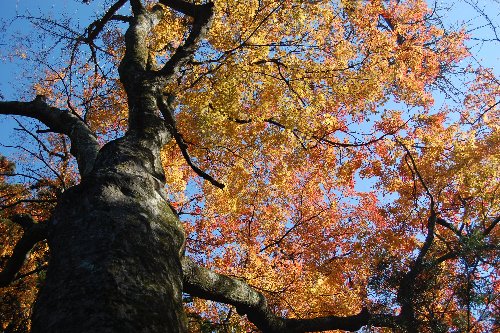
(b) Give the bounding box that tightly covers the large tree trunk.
[31,133,187,333]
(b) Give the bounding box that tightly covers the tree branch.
[0,96,99,177]
[0,221,47,287]
[223,110,401,149]
[118,1,167,133]
[158,95,224,189]
[158,0,203,17]
[120,1,164,73]
[117,0,213,136]
[182,257,398,332]
[12,265,48,283]
[156,1,214,80]
[110,14,132,23]
[9,213,35,231]
[84,0,128,43]
[14,119,67,160]
[483,215,499,236]
[436,217,461,237]
[393,140,442,331]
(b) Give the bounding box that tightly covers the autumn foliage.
[0,0,498,332]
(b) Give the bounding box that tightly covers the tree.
[0,0,498,332]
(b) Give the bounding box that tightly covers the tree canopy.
[0,0,499,332]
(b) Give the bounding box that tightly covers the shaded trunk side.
[31,134,187,333]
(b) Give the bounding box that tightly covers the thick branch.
[85,0,128,42]
[159,0,203,17]
[182,257,397,332]
[0,221,47,287]
[122,0,214,79]
[119,2,164,78]
[156,1,214,80]
[436,217,461,237]
[118,0,213,136]
[396,211,437,332]
[10,213,35,231]
[0,96,99,177]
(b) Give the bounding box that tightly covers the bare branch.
[472,100,500,125]
[0,172,42,182]
[397,139,434,207]
[182,257,398,332]
[0,96,99,177]
[14,119,67,160]
[110,14,132,23]
[158,0,204,17]
[463,0,500,42]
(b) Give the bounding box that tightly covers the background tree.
[0,0,498,332]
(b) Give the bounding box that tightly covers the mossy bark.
[31,134,187,333]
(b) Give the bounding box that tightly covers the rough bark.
[31,130,187,332]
